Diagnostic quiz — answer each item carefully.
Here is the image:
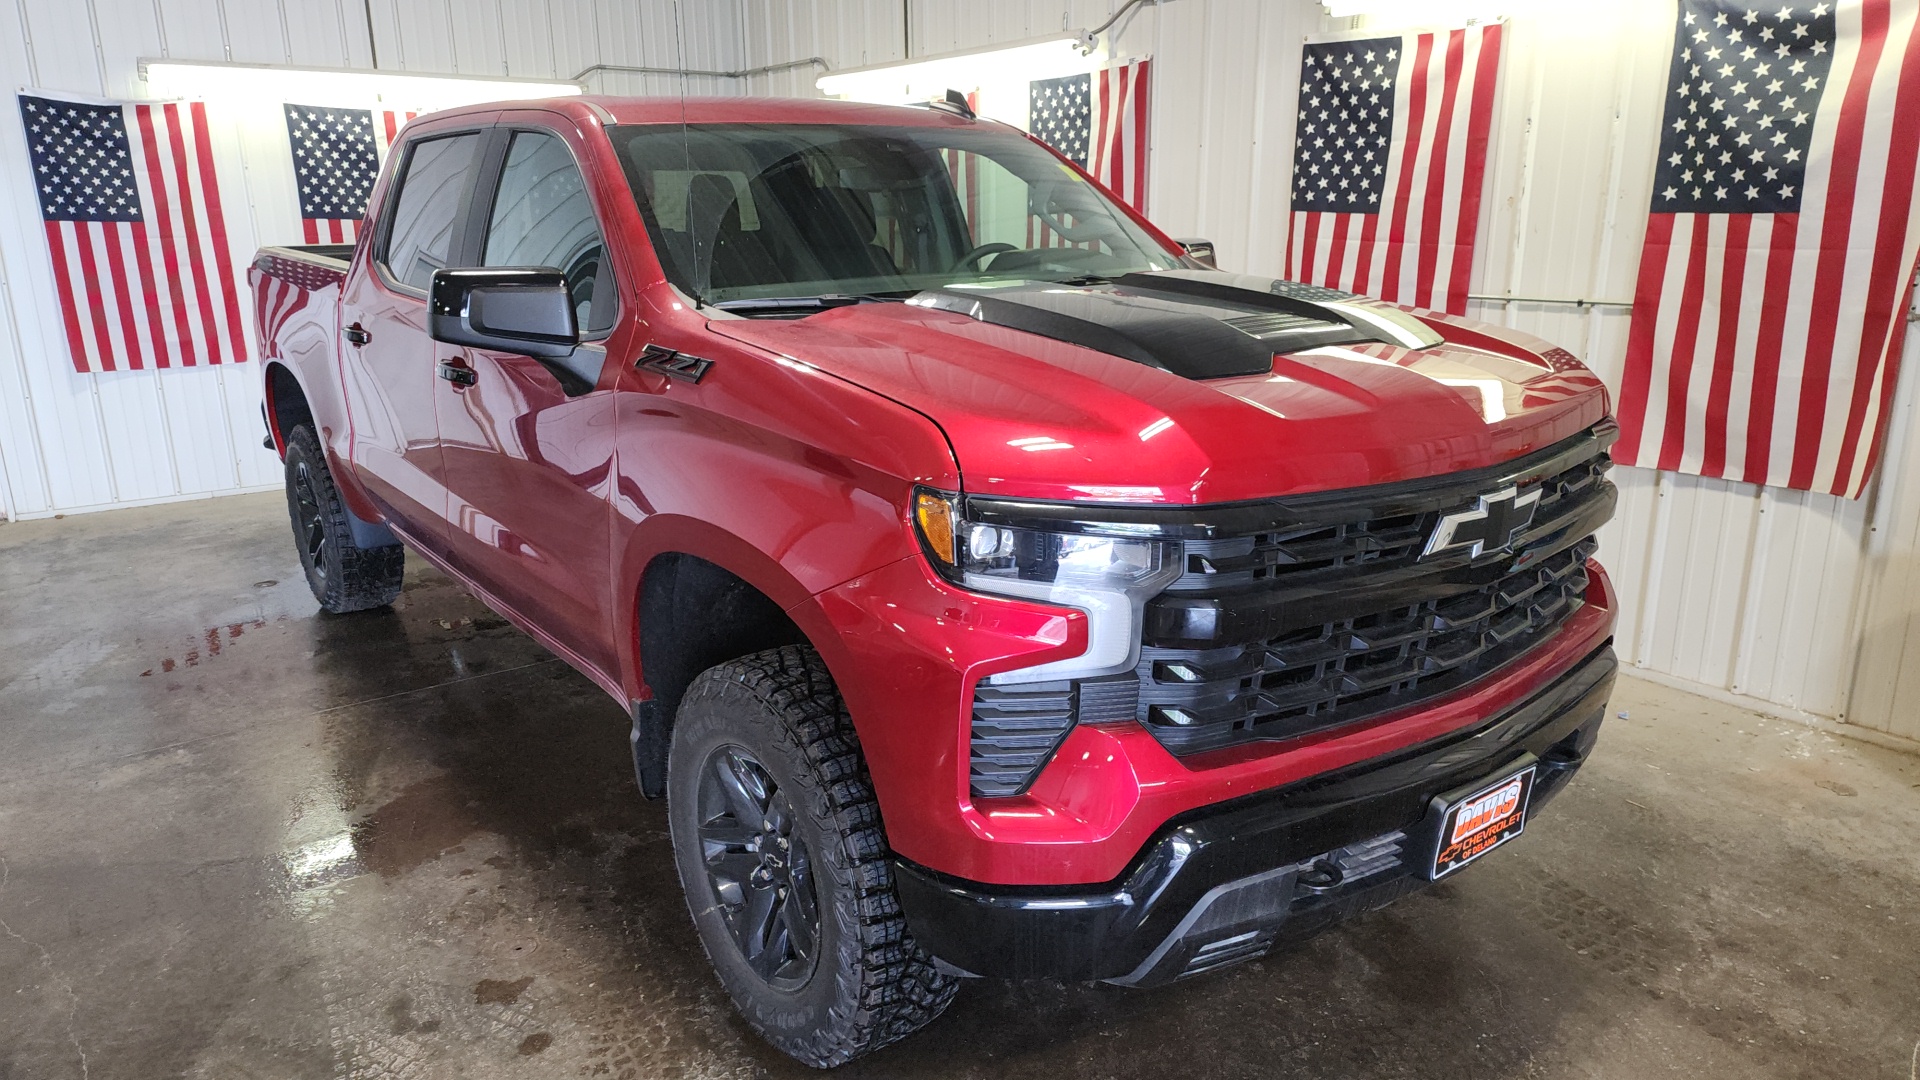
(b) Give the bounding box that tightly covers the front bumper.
[893,643,1615,986]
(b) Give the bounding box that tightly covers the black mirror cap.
[1175,238,1218,269]
[428,267,579,360]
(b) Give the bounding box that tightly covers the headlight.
[914,488,1182,684]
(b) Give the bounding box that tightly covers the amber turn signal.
[914,490,957,566]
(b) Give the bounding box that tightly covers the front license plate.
[1429,764,1536,880]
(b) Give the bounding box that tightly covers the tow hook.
[1296,858,1345,893]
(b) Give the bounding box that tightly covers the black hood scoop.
[908,269,1443,380]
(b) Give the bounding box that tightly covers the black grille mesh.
[1176,451,1610,591]
[1141,539,1597,756]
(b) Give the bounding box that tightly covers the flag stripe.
[1415,29,1465,311]
[1325,211,1353,288]
[98,215,145,370]
[41,224,91,373]
[1743,215,1800,482]
[1698,214,1753,477]
[1613,212,1674,458]
[166,103,226,367]
[133,103,197,370]
[1448,22,1502,313]
[190,101,246,361]
[1657,214,1716,472]
[1790,0,1887,489]
[1380,33,1435,305]
[1834,0,1920,489]
[127,211,173,370]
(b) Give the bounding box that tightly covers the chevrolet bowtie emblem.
[1422,486,1541,560]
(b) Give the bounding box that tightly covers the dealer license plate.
[1429,764,1536,880]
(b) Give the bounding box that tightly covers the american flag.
[1028,59,1152,213]
[18,92,245,374]
[284,103,413,244]
[1285,25,1503,315]
[1616,0,1920,499]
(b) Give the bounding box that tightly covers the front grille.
[1141,540,1597,756]
[1174,445,1611,591]
[1138,425,1617,758]
[964,423,1618,790]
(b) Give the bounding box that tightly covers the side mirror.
[1174,238,1217,269]
[428,267,579,359]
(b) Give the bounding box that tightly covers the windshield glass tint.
[608,123,1176,303]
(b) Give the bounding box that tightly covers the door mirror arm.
[428,267,601,395]
[429,267,579,358]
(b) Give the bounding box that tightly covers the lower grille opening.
[969,673,1138,798]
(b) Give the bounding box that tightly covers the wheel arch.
[620,515,878,798]
[263,361,312,459]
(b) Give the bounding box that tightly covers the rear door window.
[381,132,483,291]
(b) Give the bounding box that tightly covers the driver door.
[434,122,623,680]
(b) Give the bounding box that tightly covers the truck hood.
[708,271,1610,504]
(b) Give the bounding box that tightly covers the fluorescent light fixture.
[1323,0,1506,21]
[817,36,1099,106]
[141,59,580,108]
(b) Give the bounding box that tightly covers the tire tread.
[677,645,958,1066]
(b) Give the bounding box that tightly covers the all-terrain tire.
[283,423,404,614]
[667,645,958,1067]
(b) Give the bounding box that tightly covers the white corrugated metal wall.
[3,0,1916,741]
[0,0,748,523]
[738,0,1920,740]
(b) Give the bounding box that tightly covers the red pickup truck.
[252,95,1618,1067]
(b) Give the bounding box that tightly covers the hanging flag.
[1027,59,1152,212]
[283,103,414,244]
[17,91,246,374]
[1285,23,1503,315]
[1616,0,1920,499]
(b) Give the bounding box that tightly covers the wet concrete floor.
[3,492,1919,1079]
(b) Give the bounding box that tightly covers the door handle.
[437,357,477,387]
[344,323,371,347]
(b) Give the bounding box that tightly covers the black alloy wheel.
[696,744,820,989]
[281,423,405,613]
[666,646,957,1067]
[291,457,329,586]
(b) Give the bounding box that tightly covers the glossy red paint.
[814,552,1615,886]
[714,299,1608,505]
[256,95,1618,891]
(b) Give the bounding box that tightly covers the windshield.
[607,122,1178,308]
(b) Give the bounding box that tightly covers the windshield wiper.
[1046,274,1117,287]
[711,292,913,315]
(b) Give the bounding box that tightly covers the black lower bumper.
[895,644,1616,986]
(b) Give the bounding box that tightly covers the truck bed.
[250,244,354,402]
[261,243,355,268]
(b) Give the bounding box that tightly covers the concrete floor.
[2,493,1919,1080]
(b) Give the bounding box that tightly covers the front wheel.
[283,423,403,614]
[667,646,957,1067]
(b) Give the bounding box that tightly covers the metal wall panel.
[6,0,1917,733]
[739,0,1920,730]
[0,0,751,522]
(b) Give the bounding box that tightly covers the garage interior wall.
[745,0,1920,740]
[0,0,746,524]
[2,0,1917,742]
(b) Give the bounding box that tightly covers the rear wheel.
[283,423,403,613]
[667,646,957,1067]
